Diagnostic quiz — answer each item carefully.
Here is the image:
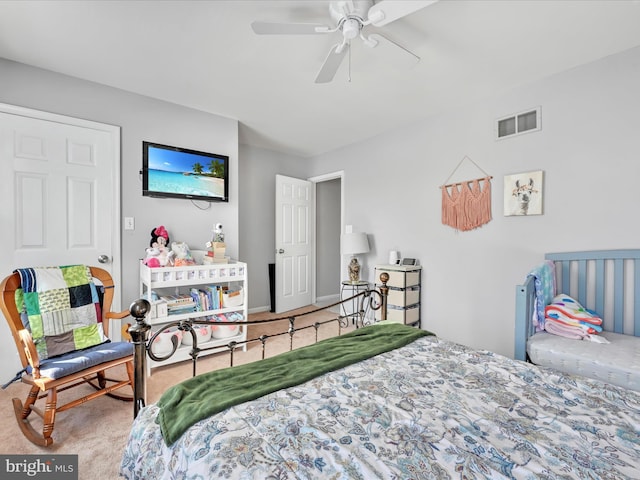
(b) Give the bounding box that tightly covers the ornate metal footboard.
[127,275,390,418]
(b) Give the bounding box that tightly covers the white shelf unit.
[139,260,248,372]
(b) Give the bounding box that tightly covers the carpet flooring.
[0,305,353,479]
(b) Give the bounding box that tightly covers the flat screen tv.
[142,141,229,202]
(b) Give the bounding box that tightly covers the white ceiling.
[1,0,640,158]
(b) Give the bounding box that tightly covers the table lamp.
[341,232,370,283]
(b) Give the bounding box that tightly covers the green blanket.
[157,322,433,446]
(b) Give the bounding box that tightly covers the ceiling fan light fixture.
[341,18,361,40]
[252,0,439,83]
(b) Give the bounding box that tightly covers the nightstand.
[375,264,421,326]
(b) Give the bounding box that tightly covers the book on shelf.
[189,288,204,311]
[159,293,194,305]
[158,293,196,315]
[167,304,196,315]
[205,285,222,310]
[156,284,241,314]
[181,285,225,312]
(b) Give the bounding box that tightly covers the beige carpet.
[0,306,353,479]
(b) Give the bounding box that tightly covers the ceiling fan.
[251,0,439,83]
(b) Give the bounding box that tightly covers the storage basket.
[222,287,244,308]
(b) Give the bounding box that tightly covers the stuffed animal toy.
[149,225,174,266]
[143,247,162,268]
[171,242,196,267]
[150,225,170,249]
[143,246,174,268]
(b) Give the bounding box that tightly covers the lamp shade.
[341,232,370,256]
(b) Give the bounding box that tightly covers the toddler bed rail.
[127,279,391,417]
[515,249,640,390]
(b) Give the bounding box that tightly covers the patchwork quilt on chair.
[15,265,108,359]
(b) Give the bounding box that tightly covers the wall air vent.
[496,106,541,140]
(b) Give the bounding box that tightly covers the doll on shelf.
[149,225,174,266]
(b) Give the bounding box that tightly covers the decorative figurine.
[348,257,361,283]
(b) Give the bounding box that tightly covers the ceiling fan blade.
[251,21,330,35]
[367,0,439,27]
[366,33,420,67]
[315,43,349,84]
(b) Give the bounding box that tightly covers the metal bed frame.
[127,273,392,417]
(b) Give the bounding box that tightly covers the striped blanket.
[544,294,603,339]
[15,265,108,359]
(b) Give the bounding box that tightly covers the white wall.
[0,57,316,316]
[238,144,308,311]
[238,147,342,311]
[308,45,640,357]
[0,58,239,308]
[3,44,640,359]
[315,178,341,298]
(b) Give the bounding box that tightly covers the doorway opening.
[310,171,344,310]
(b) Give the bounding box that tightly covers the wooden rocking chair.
[0,266,134,447]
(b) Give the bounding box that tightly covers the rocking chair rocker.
[0,266,134,446]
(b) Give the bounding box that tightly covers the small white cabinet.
[375,264,421,326]
[139,258,248,372]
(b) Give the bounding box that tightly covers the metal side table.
[340,280,370,325]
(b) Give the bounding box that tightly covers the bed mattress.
[122,333,640,479]
[527,331,640,391]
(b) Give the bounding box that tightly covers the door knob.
[98,255,110,264]
[278,249,285,254]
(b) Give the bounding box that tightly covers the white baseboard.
[248,306,271,315]
[315,293,339,305]
[249,293,341,316]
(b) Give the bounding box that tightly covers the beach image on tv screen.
[147,146,226,199]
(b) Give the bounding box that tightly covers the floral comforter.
[120,335,640,479]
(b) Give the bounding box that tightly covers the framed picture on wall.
[504,170,544,216]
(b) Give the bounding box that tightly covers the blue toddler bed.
[515,249,640,391]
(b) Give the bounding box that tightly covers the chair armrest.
[17,329,41,378]
[106,310,131,321]
[105,309,131,339]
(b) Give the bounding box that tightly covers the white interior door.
[275,174,313,313]
[0,104,120,381]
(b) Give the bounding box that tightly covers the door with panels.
[0,104,121,379]
[275,174,312,313]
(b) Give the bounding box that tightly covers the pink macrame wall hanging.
[440,156,493,232]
